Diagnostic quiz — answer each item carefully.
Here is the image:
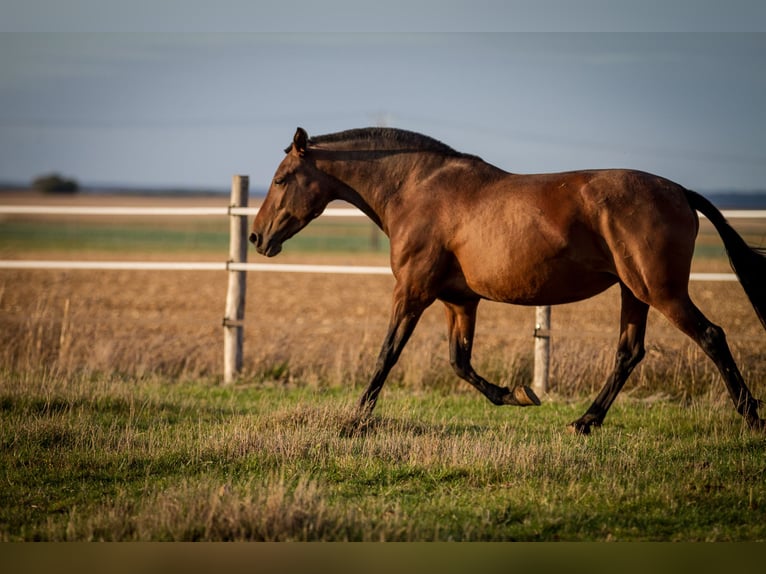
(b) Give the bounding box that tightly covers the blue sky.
[1,2,765,191]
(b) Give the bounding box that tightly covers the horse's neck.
[319,156,401,234]
[333,182,386,231]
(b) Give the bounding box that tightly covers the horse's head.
[249,127,334,257]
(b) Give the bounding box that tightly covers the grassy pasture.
[0,218,388,255]
[0,193,388,255]
[1,191,765,541]
[2,372,765,541]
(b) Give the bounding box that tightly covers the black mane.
[308,127,466,157]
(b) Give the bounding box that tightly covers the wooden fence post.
[533,305,551,395]
[223,175,249,384]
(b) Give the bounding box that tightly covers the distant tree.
[32,173,79,194]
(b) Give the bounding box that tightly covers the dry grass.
[1,190,764,403]
[1,259,764,404]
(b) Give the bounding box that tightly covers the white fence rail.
[0,259,744,282]
[0,260,394,273]
[0,205,365,217]
[2,177,763,388]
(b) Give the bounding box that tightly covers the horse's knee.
[616,342,645,371]
[699,323,727,353]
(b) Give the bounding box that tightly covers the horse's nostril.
[249,233,258,245]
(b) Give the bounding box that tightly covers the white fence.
[2,175,764,389]
[0,258,746,281]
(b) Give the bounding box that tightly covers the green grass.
[2,370,764,541]
[0,219,388,254]
[0,221,229,252]
[693,243,727,259]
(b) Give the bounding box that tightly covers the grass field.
[1,191,765,541]
[1,371,765,541]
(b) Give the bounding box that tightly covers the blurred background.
[1,1,764,386]
[1,2,765,196]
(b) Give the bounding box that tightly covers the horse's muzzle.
[249,232,282,257]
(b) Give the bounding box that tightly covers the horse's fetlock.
[449,360,470,380]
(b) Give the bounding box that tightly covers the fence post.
[533,305,551,395]
[223,175,249,384]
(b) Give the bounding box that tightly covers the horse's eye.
[274,177,286,186]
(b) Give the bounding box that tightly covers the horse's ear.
[290,127,308,156]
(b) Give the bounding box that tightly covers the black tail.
[686,189,766,330]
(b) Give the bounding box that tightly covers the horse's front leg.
[443,299,540,407]
[357,284,430,415]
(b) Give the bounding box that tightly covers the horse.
[250,126,766,434]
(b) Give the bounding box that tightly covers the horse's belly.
[460,258,618,306]
[448,196,618,304]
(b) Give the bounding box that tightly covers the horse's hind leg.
[656,295,764,429]
[443,300,540,407]
[570,284,649,434]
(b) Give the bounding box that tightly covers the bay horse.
[250,127,766,434]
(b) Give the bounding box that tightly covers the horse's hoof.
[567,417,601,435]
[339,409,377,437]
[511,385,541,407]
[567,421,590,435]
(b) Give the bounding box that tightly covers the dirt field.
[1,191,764,403]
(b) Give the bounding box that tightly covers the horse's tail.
[686,189,766,330]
